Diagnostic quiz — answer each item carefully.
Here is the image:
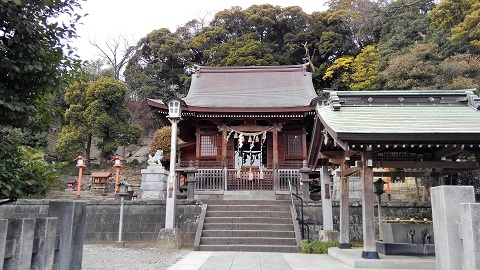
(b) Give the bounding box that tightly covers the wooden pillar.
[272,126,279,167]
[361,151,379,259]
[339,163,351,249]
[221,126,227,167]
[273,126,279,190]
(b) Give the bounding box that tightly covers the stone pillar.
[361,151,379,259]
[31,217,57,270]
[319,166,338,242]
[431,186,475,270]
[139,165,168,199]
[0,219,7,270]
[184,161,198,201]
[460,203,480,270]
[4,218,35,270]
[320,166,333,230]
[299,160,311,201]
[48,200,86,270]
[339,164,351,249]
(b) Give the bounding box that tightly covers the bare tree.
[89,35,137,80]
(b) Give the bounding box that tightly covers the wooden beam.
[344,166,362,177]
[373,171,427,178]
[379,161,479,169]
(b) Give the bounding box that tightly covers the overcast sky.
[72,0,329,61]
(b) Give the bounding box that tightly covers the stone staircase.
[194,199,300,252]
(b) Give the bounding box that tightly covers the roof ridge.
[195,64,307,73]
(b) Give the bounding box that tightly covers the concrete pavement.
[167,248,436,270]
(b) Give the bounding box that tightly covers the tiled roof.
[181,65,317,108]
[317,90,480,142]
[90,172,112,178]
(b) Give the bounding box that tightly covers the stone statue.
[147,150,164,165]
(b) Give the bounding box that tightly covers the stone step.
[223,191,276,200]
[206,211,291,218]
[202,223,294,231]
[198,244,298,253]
[202,199,291,206]
[200,236,296,246]
[207,204,290,212]
[204,217,292,224]
[201,230,295,238]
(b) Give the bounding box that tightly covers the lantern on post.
[165,96,182,229]
[73,155,87,198]
[167,97,182,118]
[111,154,124,193]
[374,178,386,240]
[116,181,130,244]
[374,178,386,196]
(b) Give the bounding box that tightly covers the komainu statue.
[147,150,163,165]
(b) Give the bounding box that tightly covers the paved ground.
[82,244,190,270]
[168,251,356,270]
[83,244,435,270]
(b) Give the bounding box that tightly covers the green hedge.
[301,240,339,254]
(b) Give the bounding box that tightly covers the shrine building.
[148,64,318,198]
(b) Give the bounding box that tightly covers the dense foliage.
[124,0,480,103]
[0,0,84,199]
[0,0,83,129]
[1,129,66,199]
[55,77,142,164]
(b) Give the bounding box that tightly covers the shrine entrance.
[227,132,273,190]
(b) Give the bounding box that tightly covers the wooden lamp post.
[74,155,87,198]
[112,154,124,193]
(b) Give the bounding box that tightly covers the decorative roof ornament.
[329,92,341,111]
[466,90,480,110]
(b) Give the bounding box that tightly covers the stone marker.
[460,203,480,270]
[431,186,474,270]
[48,200,86,270]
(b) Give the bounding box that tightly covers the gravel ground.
[82,243,191,270]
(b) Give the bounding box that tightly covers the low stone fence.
[0,201,86,270]
[84,200,201,245]
[0,199,202,247]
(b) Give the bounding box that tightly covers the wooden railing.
[191,167,300,191]
[277,169,300,190]
[226,168,274,190]
[195,169,224,190]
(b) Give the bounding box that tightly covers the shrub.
[301,240,339,254]
[149,126,172,166]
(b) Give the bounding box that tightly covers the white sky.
[72,0,329,61]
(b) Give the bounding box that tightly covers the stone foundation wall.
[0,199,430,244]
[0,200,202,246]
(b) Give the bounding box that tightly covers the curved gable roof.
[182,65,317,108]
